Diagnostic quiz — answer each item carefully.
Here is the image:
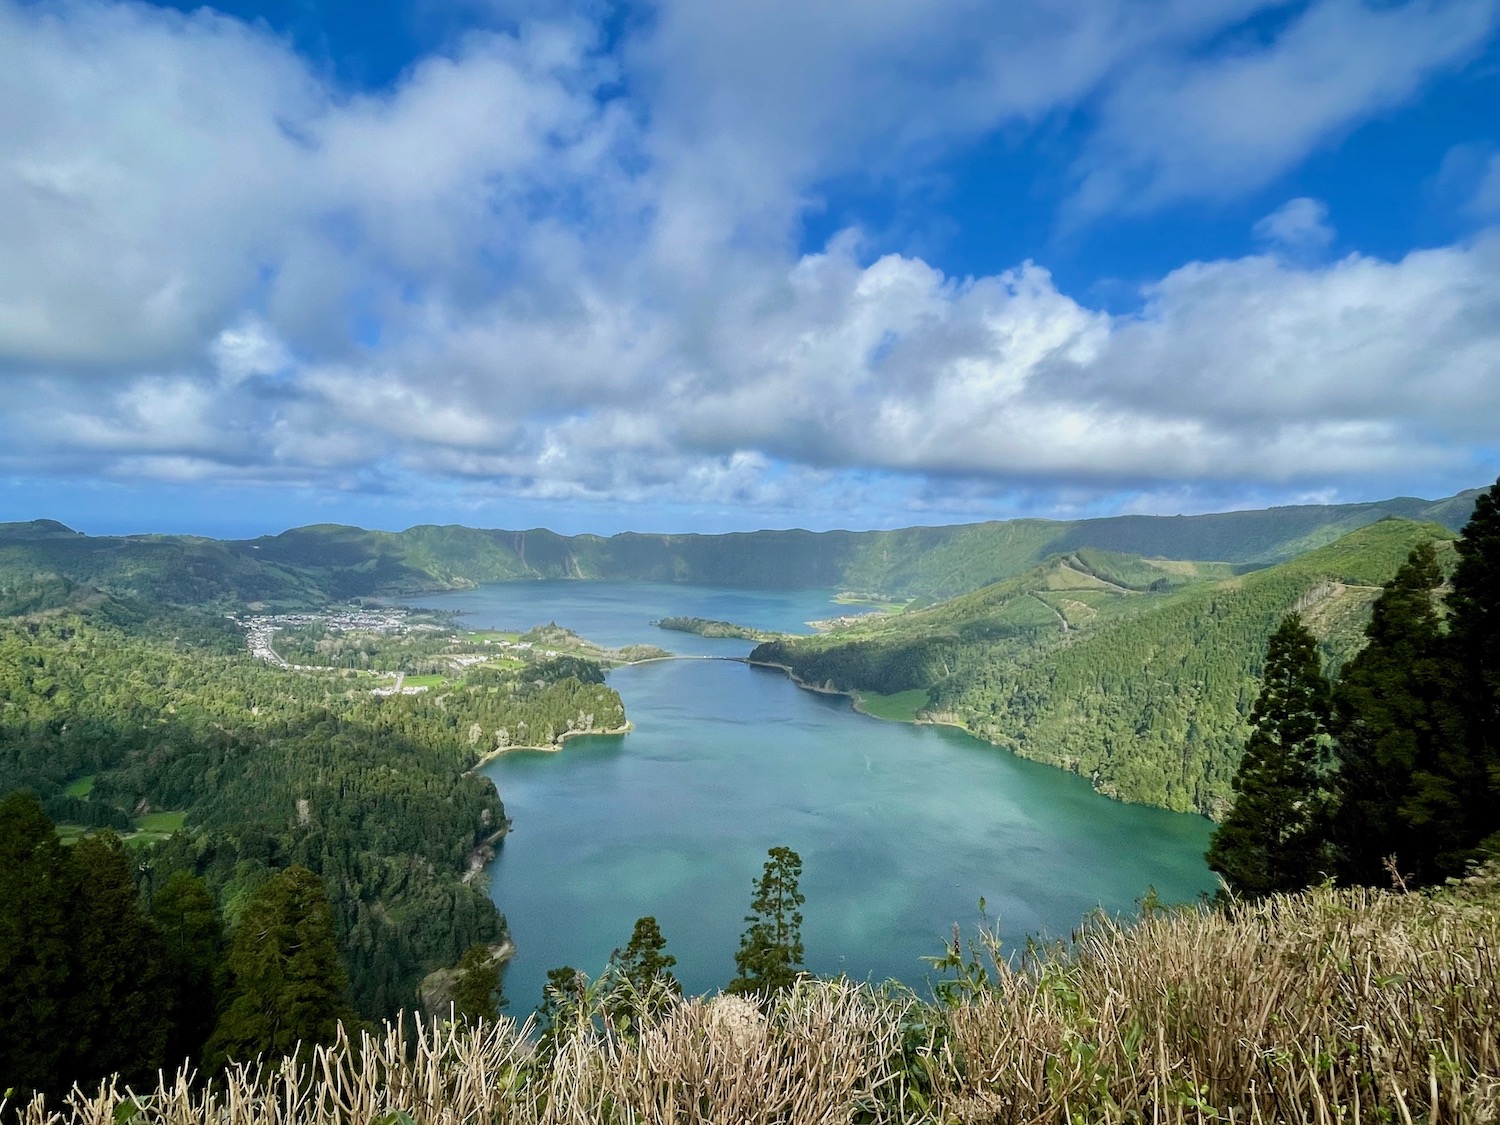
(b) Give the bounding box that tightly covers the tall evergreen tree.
[205,866,355,1069]
[68,831,171,1085]
[605,916,679,1026]
[1445,477,1500,858]
[727,846,805,996]
[1206,614,1331,899]
[0,792,75,1098]
[1330,542,1463,885]
[151,870,225,1074]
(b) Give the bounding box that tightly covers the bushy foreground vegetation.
[8,881,1498,1124]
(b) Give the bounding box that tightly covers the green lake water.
[404,581,1217,1013]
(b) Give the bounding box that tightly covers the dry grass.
[934,881,1500,1123]
[7,882,1497,1125]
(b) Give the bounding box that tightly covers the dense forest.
[1208,483,1500,897]
[654,616,778,640]
[0,601,627,1044]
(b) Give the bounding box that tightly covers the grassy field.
[401,674,448,688]
[52,811,185,847]
[132,811,186,834]
[855,689,929,722]
[833,593,906,612]
[125,812,188,846]
[63,775,95,797]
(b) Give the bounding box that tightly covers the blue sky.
[2,0,1498,537]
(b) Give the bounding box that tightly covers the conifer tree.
[151,871,225,1073]
[0,792,75,1098]
[605,915,679,1026]
[1330,542,1462,885]
[205,866,355,1069]
[1445,478,1500,858]
[68,831,171,1085]
[1206,614,1331,899]
[727,846,805,996]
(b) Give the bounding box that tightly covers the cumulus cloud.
[0,0,633,371]
[663,234,1500,486]
[0,0,1496,524]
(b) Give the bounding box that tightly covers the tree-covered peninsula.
[654,616,779,641]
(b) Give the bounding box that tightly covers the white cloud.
[1069,0,1498,219]
[1253,198,1336,253]
[651,235,1499,487]
[0,0,1496,523]
[0,1,316,368]
[212,319,292,385]
[0,1,631,370]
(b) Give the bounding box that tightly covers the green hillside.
[752,518,1457,817]
[0,603,628,1022]
[0,488,1479,612]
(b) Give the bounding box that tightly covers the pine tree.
[727,846,805,996]
[605,916,679,1026]
[0,792,75,1098]
[150,870,224,1073]
[1445,477,1500,859]
[1206,614,1331,899]
[1330,542,1463,885]
[68,831,171,1085]
[205,866,355,1069]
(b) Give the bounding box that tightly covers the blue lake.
[404,581,1217,1012]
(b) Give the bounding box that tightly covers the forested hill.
[0,604,628,1026]
[0,488,1481,610]
[751,517,1457,817]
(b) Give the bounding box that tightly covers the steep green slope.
[0,488,1479,611]
[833,490,1478,600]
[753,518,1457,817]
[0,531,328,609]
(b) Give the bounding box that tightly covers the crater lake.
[403,581,1217,1012]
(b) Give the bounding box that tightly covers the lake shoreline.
[745,657,971,734]
[470,721,635,769]
[460,589,1216,1008]
[465,655,748,771]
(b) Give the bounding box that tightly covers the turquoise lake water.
[404,581,1217,1013]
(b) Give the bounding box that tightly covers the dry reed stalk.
[525,980,908,1124]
